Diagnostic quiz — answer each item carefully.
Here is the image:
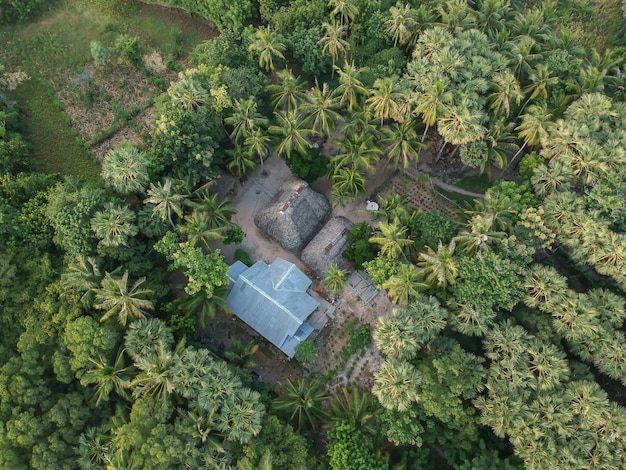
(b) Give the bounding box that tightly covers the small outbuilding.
[302,216,354,278]
[254,178,330,252]
[226,257,319,358]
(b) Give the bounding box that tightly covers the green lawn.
[1,0,209,179]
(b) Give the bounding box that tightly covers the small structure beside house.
[226,257,320,358]
[302,216,354,278]
[254,178,331,252]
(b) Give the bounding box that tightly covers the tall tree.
[388,2,417,48]
[95,271,154,326]
[269,110,314,159]
[418,240,458,289]
[144,179,187,230]
[301,82,343,139]
[267,69,306,112]
[249,26,286,72]
[333,61,369,112]
[225,98,269,144]
[369,220,414,260]
[367,77,401,125]
[90,202,138,249]
[319,22,350,78]
[80,349,132,405]
[273,378,328,430]
[380,121,425,169]
[328,0,359,27]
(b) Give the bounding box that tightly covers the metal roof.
[226,258,319,358]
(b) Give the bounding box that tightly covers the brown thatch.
[254,178,331,252]
[302,216,354,278]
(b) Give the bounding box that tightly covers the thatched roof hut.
[254,178,331,252]
[302,216,354,278]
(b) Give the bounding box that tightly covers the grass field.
[0,0,211,179]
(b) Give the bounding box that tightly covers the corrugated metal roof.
[226,258,319,358]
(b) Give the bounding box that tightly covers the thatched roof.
[254,178,331,252]
[302,216,354,278]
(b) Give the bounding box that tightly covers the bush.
[114,34,143,66]
[0,0,47,24]
[287,26,331,79]
[189,30,247,69]
[410,210,459,249]
[235,248,252,266]
[90,41,114,66]
[286,147,329,184]
[0,134,31,174]
[294,339,317,365]
[342,222,379,270]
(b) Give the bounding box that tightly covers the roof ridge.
[240,274,303,325]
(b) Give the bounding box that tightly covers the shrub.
[235,248,252,266]
[410,210,459,249]
[114,34,143,66]
[90,41,114,66]
[294,339,317,365]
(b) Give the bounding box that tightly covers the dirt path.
[429,177,485,199]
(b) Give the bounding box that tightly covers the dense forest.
[2,0,626,468]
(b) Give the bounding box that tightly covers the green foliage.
[342,222,379,270]
[287,27,331,78]
[363,255,401,287]
[235,248,253,266]
[154,231,229,297]
[346,323,371,356]
[221,66,269,103]
[485,180,538,214]
[379,406,424,447]
[45,180,104,256]
[285,146,329,183]
[294,339,316,365]
[327,421,387,470]
[166,0,254,32]
[585,168,626,232]
[0,133,31,174]
[410,210,459,249]
[451,253,525,312]
[189,31,247,69]
[269,0,327,35]
[114,34,143,66]
[0,0,47,24]
[237,415,316,469]
[89,41,113,66]
[518,151,545,183]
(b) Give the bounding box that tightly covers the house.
[226,257,319,358]
[302,216,354,278]
[254,178,331,252]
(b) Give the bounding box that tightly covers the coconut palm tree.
[382,263,426,305]
[488,71,523,118]
[473,0,514,39]
[411,78,451,142]
[241,129,272,174]
[225,338,259,369]
[367,77,401,126]
[504,102,553,173]
[95,271,154,327]
[330,165,367,205]
[267,68,307,112]
[333,61,369,112]
[325,387,378,435]
[507,35,542,82]
[380,121,425,169]
[91,203,138,249]
[80,349,132,405]
[227,144,257,178]
[60,254,102,307]
[237,451,273,470]
[418,240,458,289]
[330,132,381,174]
[273,378,328,430]
[192,192,237,230]
[519,64,559,116]
[225,98,269,145]
[178,208,226,249]
[369,220,414,260]
[144,179,187,230]
[301,82,343,139]
[101,146,150,196]
[249,26,286,72]
[319,22,350,78]
[436,0,476,31]
[372,359,421,411]
[324,263,349,293]
[129,339,184,408]
[172,283,230,328]
[328,0,359,27]
[388,2,417,47]
[269,109,314,159]
[453,215,506,256]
